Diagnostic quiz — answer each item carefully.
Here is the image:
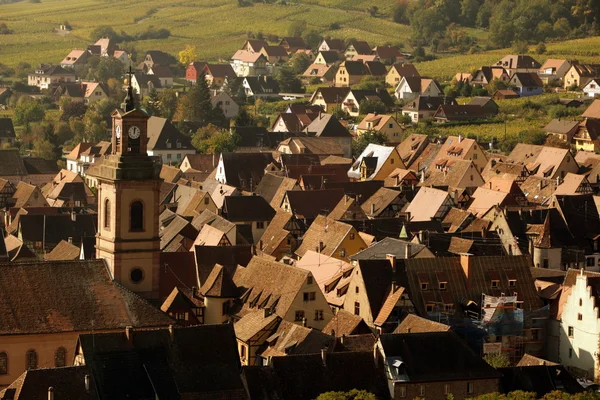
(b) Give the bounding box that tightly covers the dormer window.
[509,279,516,287]
[491,280,499,288]
[439,282,447,290]
[426,304,434,312]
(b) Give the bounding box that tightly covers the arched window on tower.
[54,347,66,367]
[26,349,37,370]
[104,199,111,229]
[130,201,144,231]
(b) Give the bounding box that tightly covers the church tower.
[89,68,162,299]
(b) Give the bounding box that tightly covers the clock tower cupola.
[88,66,162,299]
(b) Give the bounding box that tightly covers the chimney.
[371,203,376,215]
[84,374,90,391]
[192,286,197,298]
[386,254,396,269]
[168,324,175,341]
[48,387,54,400]
[458,134,463,143]
[68,236,73,244]
[319,240,324,252]
[341,334,345,344]
[321,348,327,366]
[420,171,425,183]
[71,210,76,222]
[125,326,133,342]
[460,253,472,281]
[302,317,307,327]
[405,243,411,259]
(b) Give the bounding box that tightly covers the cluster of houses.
[3,72,600,397]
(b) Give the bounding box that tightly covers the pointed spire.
[121,63,135,112]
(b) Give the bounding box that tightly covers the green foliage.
[89,25,119,42]
[303,30,322,50]
[288,19,307,37]
[357,76,385,91]
[276,65,304,93]
[483,352,511,368]
[536,42,547,54]
[352,130,387,157]
[158,89,179,120]
[316,389,377,400]
[142,88,160,116]
[60,100,87,121]
[91,57,124,84]
[192,124,240,154]
[359,99,386,115]
[291,52,311,75]
[176,79,214,122]
[393,0,409,24]
[232,107,257,127]
[13,99,45,126]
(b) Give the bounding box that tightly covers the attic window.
[439,282,447,290]
[426,304,434,312]
[444,304,453,312]
[491,280,499,288]
[508,279,516,287]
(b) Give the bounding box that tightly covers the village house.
[234,310,281,366]
[317,38,346,53]
[27,64,76,90]
[563,63,600,89]
[142,50,177,69]
[147,65,174,88]
[538,59,573,84]
[131,72,162,98]
[147,116,196,165]
[302,63,337,83]
[348,144,405,181]
[395,76,443,101]
[211,90,239,119]
[53,81,108,105]
[295,215,367,261]
[405,186,455,221]
[259,45,290,64]
[431,135,489,172]
[309,87,350,112]
[385,63,420,88]
[241,39,268,53]
[509,72,544,97]
[356,113,403,143]
[344,40,372,60]
[495,54,541,75]
[378,332,502,399]
[233,256,332,330]
[222,195,275,244]
[544,119,580,143]
[396,133,430,169]
[402,96,457,123]
[433,104,496,123]
[372,45,404,65]
[60,49,90,69]
[0,118,16,147]
[506,143,579,180]
[334,60,387,87]
[242,76,280,98]
[314,51,340,66]
[470,66,510,86]
[230,51,268,77]
[340,88,394,117]
[215,152,276,191]
[203,63,237,87]
[185,61,207,83]
[303,113,353,158]
[279,37,307,54]
[583,79,600,98]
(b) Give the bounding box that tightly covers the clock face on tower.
[128,125,141,140]
[115,125,121,139]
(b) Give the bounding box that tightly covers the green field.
[0,0,413,68]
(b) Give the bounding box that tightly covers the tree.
[232,107,256,127]
[60,100,87,121]
[352,130,387,157]
[191,124,240,154]
[291,52,311,74]
[13,99,45,127]
[175,79,213,122]
[410,7,449,47]
[393,0,409,24]
[536,42,547,54]
[367,5,378,17]
[142,88,160,116]
[460,0,479,26]
[553,17,571,38]
[483,352,510,368]
[359,99,386,114]
[158,89,178,119]
[303,29,322,50]
[288,20,307,37]
[89,25,119,42]
[317,389,377,400]
[178,44,198,66]
[94,57,124,83]
[511,40,529,55]
[276,65,304,93]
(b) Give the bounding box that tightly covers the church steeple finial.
[122,63,135,112]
